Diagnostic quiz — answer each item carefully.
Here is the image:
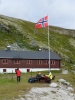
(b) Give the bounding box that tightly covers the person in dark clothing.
[36,72,42,81]
[16,68,21,83]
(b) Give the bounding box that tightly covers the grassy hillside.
[0,14,75,71]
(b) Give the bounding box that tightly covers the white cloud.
[0,0,75,29]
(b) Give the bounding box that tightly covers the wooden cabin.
[0,46,61,73]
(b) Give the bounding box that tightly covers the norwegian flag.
[35,16,48,28]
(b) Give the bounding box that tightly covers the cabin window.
[27,69,30,72]
[2,59,8,64]
[51,60,55,65]
[44,60,49,64]
[37,60,42,65]
[14,60,20,64]
[27,60,32,64]
[3,69,6,72]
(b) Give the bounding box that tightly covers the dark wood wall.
[0,59,61,69]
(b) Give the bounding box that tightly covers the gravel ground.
[15,82,75,100]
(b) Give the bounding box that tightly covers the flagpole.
[35,15,50,71]
[48,15,50,72]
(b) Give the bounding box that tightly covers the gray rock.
[58,79,66,83]
[49,82,58,87]
[67,87,74,91]
[64,81,70,86]
[62,70,68,74]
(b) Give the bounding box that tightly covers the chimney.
[39,48,42,51]
[6,45,11,51]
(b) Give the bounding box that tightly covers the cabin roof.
[0,50,61,60]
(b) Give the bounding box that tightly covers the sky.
[0,0,75,30]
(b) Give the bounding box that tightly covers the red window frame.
[51,60,55,65]
[14,60,20,64]
[2,59,8,64]
[27,60,32,64]
[37,60,42,65]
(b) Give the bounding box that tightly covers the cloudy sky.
[0,0,75,29]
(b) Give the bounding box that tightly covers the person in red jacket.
[16,68,21,83]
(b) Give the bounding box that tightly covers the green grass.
[0,71,75,100]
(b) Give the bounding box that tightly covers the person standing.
[16,68,21,83]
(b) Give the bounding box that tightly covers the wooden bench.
[35,76,51,83]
